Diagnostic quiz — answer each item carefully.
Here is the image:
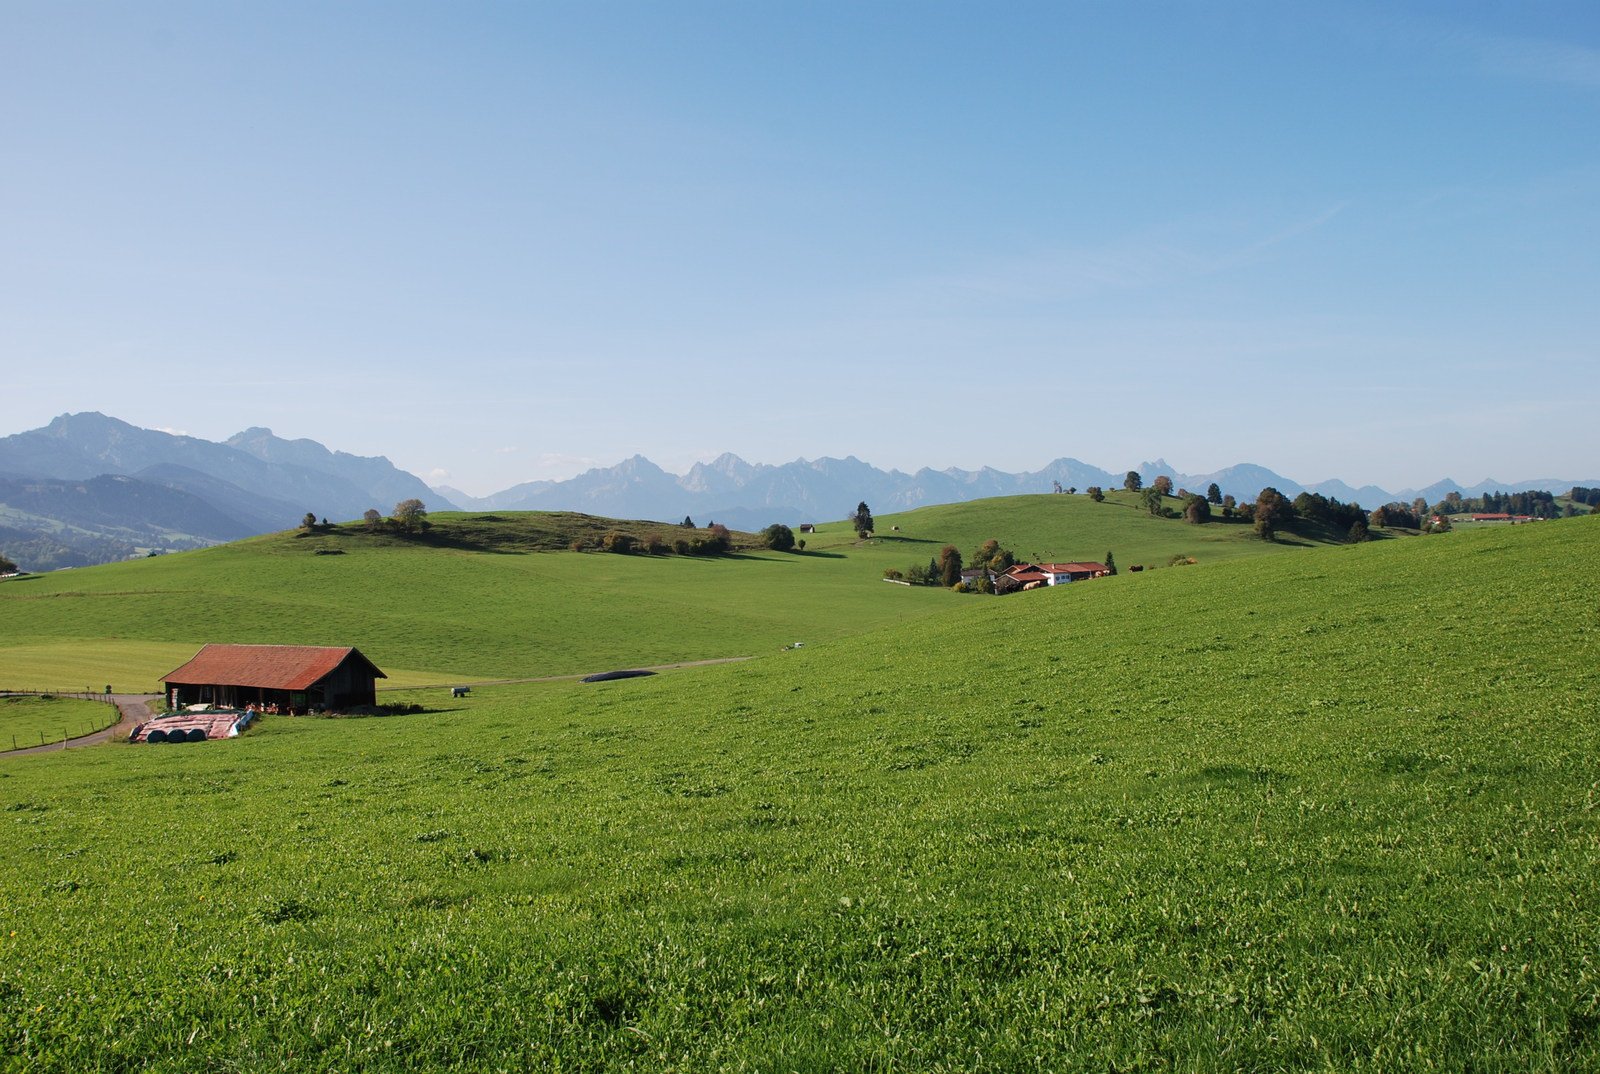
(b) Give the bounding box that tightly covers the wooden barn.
[163,644,386,713]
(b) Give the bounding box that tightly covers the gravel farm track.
[1,693,159,757]
[2,656,753,759]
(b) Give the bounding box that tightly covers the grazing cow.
[451,686,471,698]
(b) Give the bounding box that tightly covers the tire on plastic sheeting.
[187,728,208,742]
[146,729,168,743]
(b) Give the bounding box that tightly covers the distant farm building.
[162,644,386,714]
[1037,561,1112,583]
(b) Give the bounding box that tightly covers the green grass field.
[0,695,117,752]
[811,490,1354,572]
[0,495,1344,692]
[2,512,1596,1070]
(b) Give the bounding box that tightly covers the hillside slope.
[0,496,1349,689]
[1,516,1596,1069]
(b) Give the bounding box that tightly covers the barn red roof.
[163,644,386,690]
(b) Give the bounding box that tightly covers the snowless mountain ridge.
[0,412,1592,568]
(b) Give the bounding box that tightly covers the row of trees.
[1570,487,1600,508]
[884,544,968,588]
[583,523,734,556]
[298,499,432,535]
[884,537,1021,588]
[1431,490,1562,518]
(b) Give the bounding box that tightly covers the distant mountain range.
[0,413,450,569]
[0,412,1592,571]
[435,452,1596,534]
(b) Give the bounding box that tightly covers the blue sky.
[4,2,1597,495]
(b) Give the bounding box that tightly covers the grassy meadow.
[0,494,1338,692]
[0,695,117,753]
[1,512,1597,1070]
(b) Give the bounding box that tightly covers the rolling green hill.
[0,495,1348,691]
[1,514,1595,1069]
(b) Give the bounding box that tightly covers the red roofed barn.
[163,644,386,713]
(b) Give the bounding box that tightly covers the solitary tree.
[762,523,796,552]
[1206,483,1223,505]
[1123,471,1142,492]
[1348,518,1370,542]
[1253,487,1291,540]
[1105,551,1117,576]
[681,515,696,529]
[1142,486,1165,515]
[392,498,427,532]
[1151,475,1174,498]
[1085,485,1105,502]
[362,508,383,530]
[1184,495,1212,524]
[938,545,964,588]
[300,512,318,531]
[851,501,875,538]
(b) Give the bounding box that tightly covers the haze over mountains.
[435,454,1589,534]
[0,412,1592,571]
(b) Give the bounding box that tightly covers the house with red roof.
[1037,562,1112,584]
[162,644,386,713]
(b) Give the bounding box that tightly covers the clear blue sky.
[4,2,1597,495]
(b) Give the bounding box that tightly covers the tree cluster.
[595,523,732,556]
[1368,503,1422,530]
[887,539,1006,590]
[971,538,1016,572]
[1432,489,1559,519]
[1291,492,1368,535]
[762,523,796,552]
[1250,487,1292,541]
[1569,487,1600,508]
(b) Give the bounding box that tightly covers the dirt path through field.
[1,694,158,758]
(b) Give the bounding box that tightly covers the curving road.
[0,694,159,758]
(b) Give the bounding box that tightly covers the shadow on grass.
[869,535,941,547]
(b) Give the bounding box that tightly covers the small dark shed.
[163,644,386,713]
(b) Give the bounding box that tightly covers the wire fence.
[0,690,126,753]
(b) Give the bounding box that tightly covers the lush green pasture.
[0,532,947,689]
[0,695,116,752]
[0,496,1332,691]
[2,516,1596,1070]
[0,640,199,696]
[807,491,1342,573]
